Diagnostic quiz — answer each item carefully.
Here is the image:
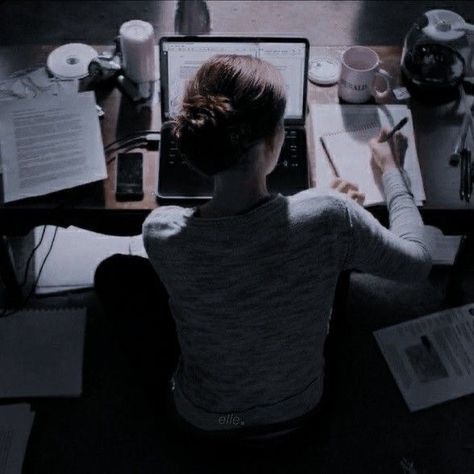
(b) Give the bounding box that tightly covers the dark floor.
[2,1,474,473]
[18,263,474,474]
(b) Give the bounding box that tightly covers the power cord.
[104,130,159,151]
[20,225,47,288]
[0,226,59,319]
[104,131,161,164]
[106,138,147,165]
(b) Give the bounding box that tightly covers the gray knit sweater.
[143,169,432,431]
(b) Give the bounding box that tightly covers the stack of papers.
[0,307,86,397]
[34,226,147,294]
[374,303,474,411]
[0,404,34,474]
[0,91,106,202]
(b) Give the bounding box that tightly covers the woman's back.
[144,190,349,430]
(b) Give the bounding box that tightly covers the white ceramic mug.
[338,46,392,103]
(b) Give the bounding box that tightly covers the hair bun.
[179,94,234,132]
[173,94,242,175]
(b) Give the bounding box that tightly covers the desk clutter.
[0,9,473,203]
[0,19,159,204]
[308,8,474,203]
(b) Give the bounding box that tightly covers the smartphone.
[115,152,144,201]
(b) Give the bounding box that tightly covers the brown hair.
[173,55,286,176]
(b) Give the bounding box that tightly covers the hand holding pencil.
[322,116,411,205]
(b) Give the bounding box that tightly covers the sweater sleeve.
[342,168,432,281]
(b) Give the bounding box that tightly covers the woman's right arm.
[341,129,432,281]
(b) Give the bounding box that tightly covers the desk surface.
[1,44,473,235]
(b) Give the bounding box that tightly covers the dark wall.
[0,1,473,46]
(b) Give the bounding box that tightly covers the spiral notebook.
[311,104,425,207]
[0,307,86,398]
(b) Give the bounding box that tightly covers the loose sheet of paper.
[424,225,462,265]
[0,308,86,397]
[129,234,148,258]
[311,103,425,206]
[0,91,106,202]
[34,226,131,294]
[374,304,474,411]
[0,405,34,474]
[33,227,147,294]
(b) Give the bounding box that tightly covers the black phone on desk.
[115,152,144,201]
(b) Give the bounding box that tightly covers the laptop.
[157,36,310,199]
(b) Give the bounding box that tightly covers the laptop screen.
[160,38,309,123]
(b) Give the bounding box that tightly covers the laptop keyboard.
[166,142,180,166]
[164,129,303,167]
[266,128,308,194]
[277,129,303,170]
[158,126,308,198]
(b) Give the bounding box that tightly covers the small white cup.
[338,46,392,103]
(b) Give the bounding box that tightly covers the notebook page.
[322,125,384,205]
[310,104,426,207]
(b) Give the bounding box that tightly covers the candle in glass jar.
[119,20,156,85]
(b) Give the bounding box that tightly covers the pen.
[460,147,472,203]
[379,117,414,197]
[380,117,409,142]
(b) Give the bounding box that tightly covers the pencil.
[320,136,340,177]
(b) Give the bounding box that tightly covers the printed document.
[0,91,106,202]
[374,304,474,411]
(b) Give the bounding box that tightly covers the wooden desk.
[1,44,473,300]
[1,44,473,235]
